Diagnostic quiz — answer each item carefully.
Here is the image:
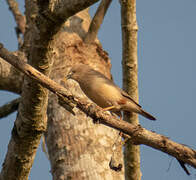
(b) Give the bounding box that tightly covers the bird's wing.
[120,90,142,108]
[88,68,142,108]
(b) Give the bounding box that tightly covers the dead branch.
[84,0,112,43]
[0,43,196,170]
[0,97,21,119]
[38,0,100,24]
[6,0,26,34]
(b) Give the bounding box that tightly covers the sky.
[0,0,196,179]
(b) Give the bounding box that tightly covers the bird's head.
[66,64,88,82]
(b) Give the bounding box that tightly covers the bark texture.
[45,9,124,180]
[0,55,23,94]
[0,0,55,179]
[121,0,141,179]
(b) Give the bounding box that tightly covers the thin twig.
[177,159,190,175]
[0,97,21,119]
[0,43,196,170]
[84,0,112,43]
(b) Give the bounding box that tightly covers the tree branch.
[0,0,55,178]
[0,56,23,94]
[5,0,26,34]
[0,97,21,119]
[0,43,196,170]
[84,0,112,43]
[38,0,100,24]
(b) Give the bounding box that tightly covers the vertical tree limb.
[0,1,55,179]
[121,0,141,179]
[84,0,112,43]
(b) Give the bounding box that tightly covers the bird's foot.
[102,105,116,111]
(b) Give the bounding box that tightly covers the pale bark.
[121,0,141,179]
[45,9,124,180]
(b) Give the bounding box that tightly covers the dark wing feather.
[120,90,141,108]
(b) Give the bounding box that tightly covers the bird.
[66,64,156,120]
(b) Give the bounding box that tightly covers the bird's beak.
[66,72,72,80]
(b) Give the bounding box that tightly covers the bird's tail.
[139,109,156,120]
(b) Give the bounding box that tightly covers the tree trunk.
[45,9,124,180]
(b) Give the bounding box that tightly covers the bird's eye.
[67,71,73,79]
[68,72,72,76]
